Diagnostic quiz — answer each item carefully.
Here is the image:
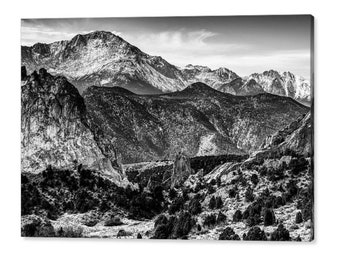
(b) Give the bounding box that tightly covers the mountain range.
[21,67,309,172]
[22,31,311,104]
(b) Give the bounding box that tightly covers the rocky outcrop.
[21,68,121,180]
[171,152,192,188]
[261,112,312,156]
[242,112,312,167]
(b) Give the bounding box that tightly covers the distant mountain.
[180,64,239,90]
[22,31,184,95]
[248,70,311,105]
[217,77,265,96]
[21,31,238,95]
[21,67,122,179]
[84,81,309,163]
[22,31,311,104]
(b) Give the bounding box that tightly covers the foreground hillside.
[21,113,313,241]
[84,82,308,163]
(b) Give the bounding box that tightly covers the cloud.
[124,29,249,66]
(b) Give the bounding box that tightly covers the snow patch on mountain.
[248,70,311,104]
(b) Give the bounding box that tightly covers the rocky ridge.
[21,67,121,180]
[84,82,308,163]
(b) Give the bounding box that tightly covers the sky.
[21,16,313,79]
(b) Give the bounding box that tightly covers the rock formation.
[21,68,121,180]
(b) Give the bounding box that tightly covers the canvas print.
[21,15,314,241]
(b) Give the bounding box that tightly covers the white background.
[0,0,339,269]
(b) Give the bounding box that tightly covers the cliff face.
[84,83,309,164]
[21,68,121,180]
[261,112,313,156]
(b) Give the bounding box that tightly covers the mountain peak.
[184,64,211,72]
[181,82,218,95]
[262,69,281,78]
[79,30,118,40]
[68,30,125,48]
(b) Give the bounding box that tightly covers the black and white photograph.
[20,15,314,241]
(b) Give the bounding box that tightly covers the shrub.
[216,211,227,224]
[270,224,290,241]
[261,188,270,198]
[246,214,261,227]
[203,214,216,227]
[21,215,56,237]
[267,168,284,182]
[104,217,124,226]
[81,211,100,227]
[153,224,172,239]
[219,227,240,240]
[228,186,237,198]
[215,196,223,209]
[233,210,243,222]
[117,229,128,238]
[239,177,247,187]
[154,214,168,228]
[57,226,83,238]
[152,185,164,202]
[153,212,194,239]
[274,196,286,208]
[259,166,267,176]
[243,226,267,241]
[245,188,255,202]
[188,197,202,215]
[152,211,195,239]
[172,211,195,239]
[208,185,216,194]
[290,157,309,175]
[250,174,259,186]
[182,188,190,201]
[168,196,185,214]
[137,233,142,239]
[194,182,203,193]
[243,201,263,226]
[284,180,299,202]
[216,178,221,187]
[295,211,303,224]
[263,208,276,226]
[210,179,217,186]
[209,196,216,209]
[169,188,177,200]
[297,185,313,222]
